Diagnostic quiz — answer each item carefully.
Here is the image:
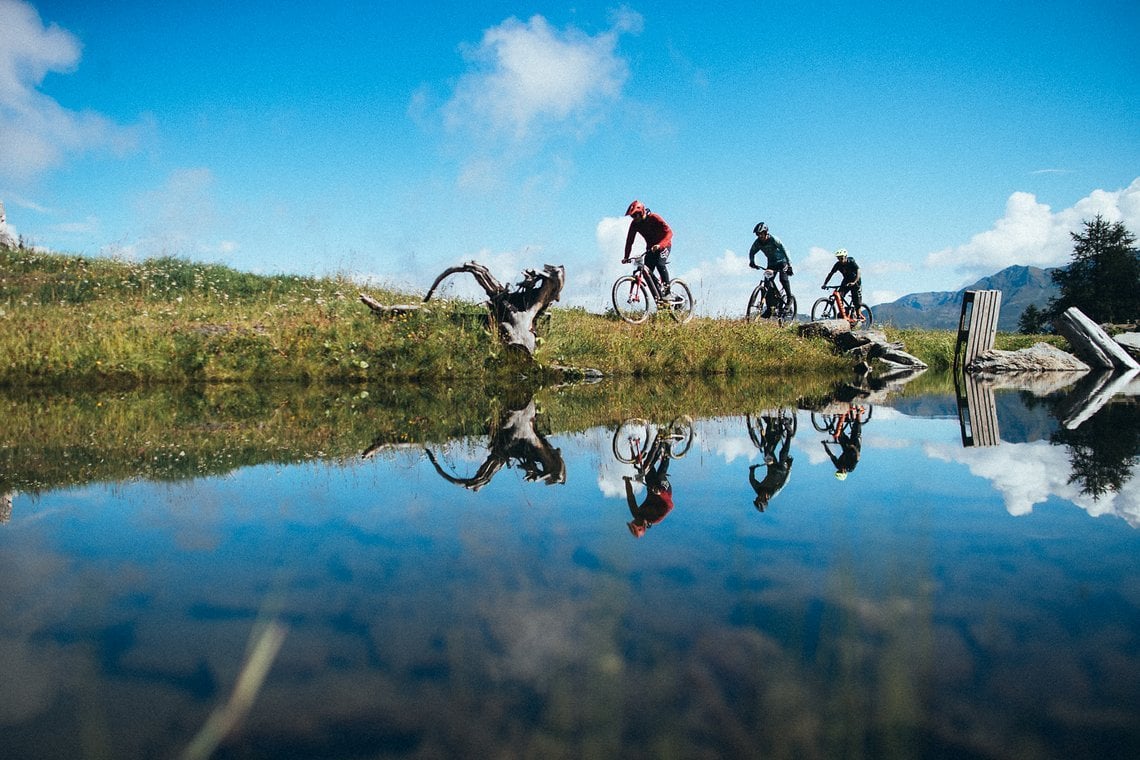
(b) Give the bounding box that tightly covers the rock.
[1115,332,1140,361]
[797,321,928,372]
[0,200,16,248]
[966,342,1090,373]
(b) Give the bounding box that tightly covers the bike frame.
[761,271,789,308]
[825,286,859,323]
[628,256,664,299]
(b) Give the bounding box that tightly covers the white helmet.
[835,248,848,259]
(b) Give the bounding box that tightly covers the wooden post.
[954,290,1002,375]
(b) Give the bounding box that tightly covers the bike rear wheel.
[811,297,837,321]
[612,276,651,324]
[664,415,694,458]
[664,279,694,324]
[811,412,835,433]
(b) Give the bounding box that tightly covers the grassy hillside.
[1,245,853,388]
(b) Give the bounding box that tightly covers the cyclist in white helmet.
[822,248,862,314]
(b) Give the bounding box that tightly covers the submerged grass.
[1,372,845,495]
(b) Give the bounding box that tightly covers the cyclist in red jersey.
[623,200,677,299]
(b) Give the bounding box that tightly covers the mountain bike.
[612,415,694,465]
[811,285,873,327]
[810,404,872,437]
[746,269,797,326]
[746,407,798,449]
[612,254,694,325]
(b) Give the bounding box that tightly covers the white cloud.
[0,0,139,180]
[924,177,1140,283]
[443,13,639,141]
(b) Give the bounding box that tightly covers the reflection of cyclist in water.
[823,409,863,480]
[625,437,675,538]
[749,414,794,511]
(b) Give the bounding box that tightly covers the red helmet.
[626,200,645,217]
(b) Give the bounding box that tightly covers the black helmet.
[754,222,768,236]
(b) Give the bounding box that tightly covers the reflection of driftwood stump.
[424,400,565,491]
[425,262,565,355]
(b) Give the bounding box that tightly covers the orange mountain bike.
[810,285,873,327]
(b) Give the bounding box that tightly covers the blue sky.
[1,0,1138,313]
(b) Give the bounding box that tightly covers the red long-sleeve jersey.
[624,212,673,259]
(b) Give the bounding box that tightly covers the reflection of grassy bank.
[1,374,843,495]
[1,246,847,388]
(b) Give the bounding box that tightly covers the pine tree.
[1017,303,1049,334]
[1049,215,1140,324]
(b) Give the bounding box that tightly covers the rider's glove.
[749,262,760,270]
[622,258,630,264]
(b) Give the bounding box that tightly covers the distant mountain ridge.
[871,265,1060,331]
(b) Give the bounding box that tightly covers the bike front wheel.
[613,418,650,463]
[811,297,837,321]
[665,279,694,324]
[854,304,873,328]
[777,295,798,327]
[745,283,768,322]
[612,276,651,324]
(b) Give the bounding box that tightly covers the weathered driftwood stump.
[361,262,565,356]
[426,262,565,355]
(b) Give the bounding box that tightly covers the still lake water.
[1,378,1138,759]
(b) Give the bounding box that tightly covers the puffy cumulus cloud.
[925,178,1140,283]
[443,12,640,141]
[0,0,139,180]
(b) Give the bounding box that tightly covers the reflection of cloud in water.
[926,440,1140,526]
[597,456,639,498]
[863,435,909,450]
[714,435,761,464]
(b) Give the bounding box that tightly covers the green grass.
[3,244,1070,388]
[881,326,1069,372]
[1,245,851,388]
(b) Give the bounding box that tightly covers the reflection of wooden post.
[954,290,1002,375]
[955,374,1000,447]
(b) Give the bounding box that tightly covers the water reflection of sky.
[1,403,1138,759]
